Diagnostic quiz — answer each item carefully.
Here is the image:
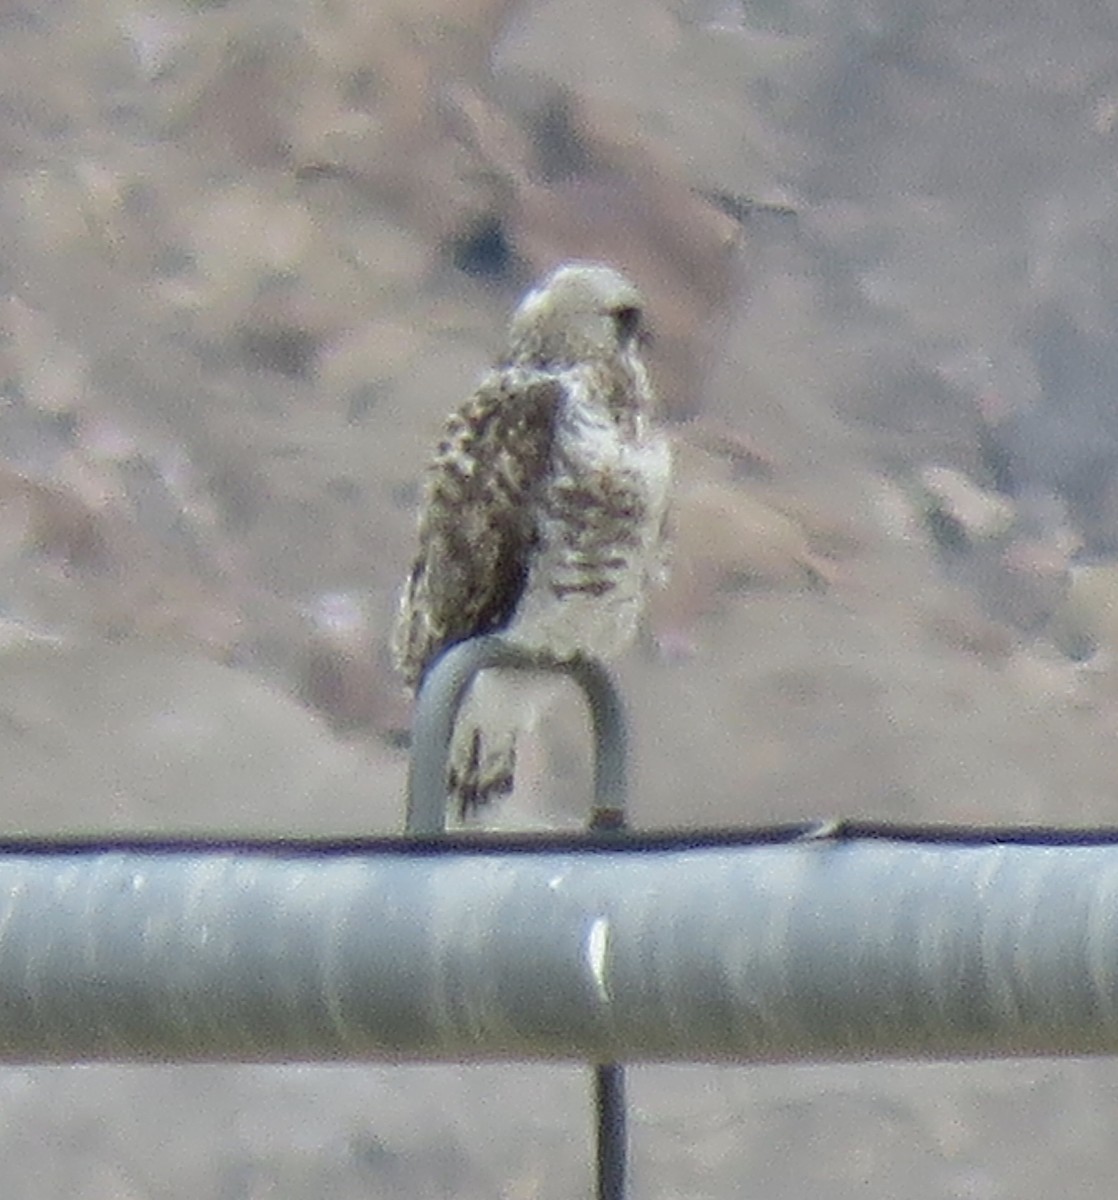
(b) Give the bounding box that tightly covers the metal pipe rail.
[1,827,1118,1063]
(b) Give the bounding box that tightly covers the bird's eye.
[611,305,642,343]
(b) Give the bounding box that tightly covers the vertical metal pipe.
[594,1063,627,1200]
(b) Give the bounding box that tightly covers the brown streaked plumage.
[393,262,671,819]
[393,371,562,687]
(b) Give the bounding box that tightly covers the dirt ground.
[3,0,1118,1195]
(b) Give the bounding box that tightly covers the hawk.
[393,262,671,820]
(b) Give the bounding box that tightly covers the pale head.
[506,262,646,367]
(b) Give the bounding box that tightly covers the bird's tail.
[446,672,527,822]
[448,727,518,820]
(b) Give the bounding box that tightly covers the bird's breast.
[505,408,670,661]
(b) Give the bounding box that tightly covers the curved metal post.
[402,633,630,1199]
[404,635,629,835]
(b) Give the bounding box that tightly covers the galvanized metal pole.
[1,831,1118,1063]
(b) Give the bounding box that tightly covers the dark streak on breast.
[551,579,616,599]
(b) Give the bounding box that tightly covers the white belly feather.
[507,396,671,661]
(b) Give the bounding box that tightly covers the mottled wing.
[393,370,563,687]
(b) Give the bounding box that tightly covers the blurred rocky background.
[2,0,1118,1194]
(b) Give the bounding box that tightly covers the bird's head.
[506,262,646,367]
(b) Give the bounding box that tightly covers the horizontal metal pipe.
[0,834,1117,1064]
